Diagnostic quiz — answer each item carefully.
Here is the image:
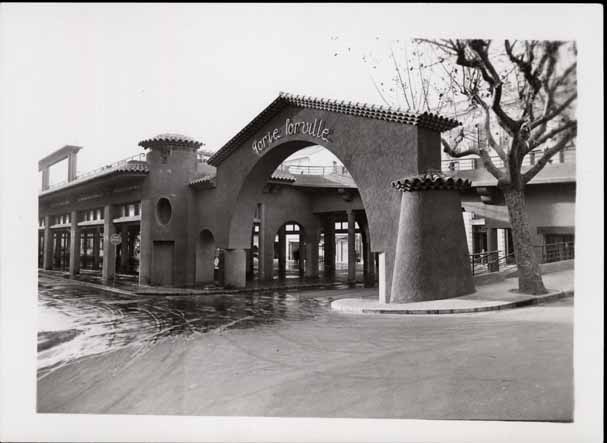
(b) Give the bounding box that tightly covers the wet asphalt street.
[38,274,357,377]
[37,274,574,421]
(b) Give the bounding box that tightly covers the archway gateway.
[207,92,474,303]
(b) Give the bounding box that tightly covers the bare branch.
[550,61,577,93]
[369,74,392,107]
[529,120,577,150]
[402,44,417,111]
[390,48,413,110]
[478,147,508,182]
[464,40,519,133]
[415,38,457,54]
[473,94,507,160]
[523,128,577,183]
[505,40,542,94]
[441,130,474,157]
[530,92,577,130]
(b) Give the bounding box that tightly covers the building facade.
[38,93,575,301]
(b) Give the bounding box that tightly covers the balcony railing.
[469,241,575,276]
[44,153,147,191]
[275,164,351,177]
[443,147,576,172]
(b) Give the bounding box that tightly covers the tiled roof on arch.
[207,92,461,166]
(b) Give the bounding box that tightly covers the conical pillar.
[390,171,475,303]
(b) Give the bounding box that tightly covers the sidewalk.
[331,269,574,315]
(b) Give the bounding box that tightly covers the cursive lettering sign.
[252,118,331,155]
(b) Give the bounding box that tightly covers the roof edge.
[207,92,461,167]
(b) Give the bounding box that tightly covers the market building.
[38,93,575,303]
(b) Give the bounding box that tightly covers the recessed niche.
[156,198,172,225]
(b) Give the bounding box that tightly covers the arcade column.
[102,204,117,284]
[246,249,254,281]
[224,248,246,288]
[487,227,500,272]
[323,215,336,279]
[298,239,305,276]
[304,237,319,279]
[390,171,475,303]
[139,199,152,285]
[119,224,130,273]
[257,204,274,281]
[92,227,100,270]
[361,222,375,287]
[347,210,356,283]
[43,215,53,270]
[69,210,80,277]
[278,226,286,279]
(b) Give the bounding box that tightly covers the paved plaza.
[37,272,573,421]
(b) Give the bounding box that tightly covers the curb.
[39,271,351,297]
[42,277,136,297]
[135,281,350,296]
[332,290,573,315]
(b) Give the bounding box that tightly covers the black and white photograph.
[0,3,603,443]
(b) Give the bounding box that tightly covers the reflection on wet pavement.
[38,276,341,378]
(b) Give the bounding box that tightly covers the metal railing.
[469,250,516,276]
[442,147,576,172]
[275,164,352,177]
[536,241,575,264]
[469,241,575,276]
[44,153,147,191]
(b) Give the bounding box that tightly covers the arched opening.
[228,142,378,287]
[195,229,216,285]
[273,221,305,280]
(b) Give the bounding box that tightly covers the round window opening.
[156,198,172,225]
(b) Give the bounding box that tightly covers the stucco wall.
[140,147,198,286]
[460,182,576,245]
[308,189,364,214]
[210,104,441,299]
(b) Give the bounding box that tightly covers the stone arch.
[223,136,384,288]
[207,94,460,299]
[195,228,216,285]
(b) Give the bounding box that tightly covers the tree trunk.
[502,187,548,294]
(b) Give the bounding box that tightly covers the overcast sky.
[0,4,600,177]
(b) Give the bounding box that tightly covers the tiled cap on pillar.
[138,133,204,150]
[389,168,475,304]
[392,169,471,192]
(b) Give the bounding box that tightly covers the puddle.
[37,276,335,376]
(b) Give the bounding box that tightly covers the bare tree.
[335,37,576,294]
[414,39,578,294]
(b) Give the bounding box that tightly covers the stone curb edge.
[39,272,348,297]
[135,282,347,296]
[355,290,574,315]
